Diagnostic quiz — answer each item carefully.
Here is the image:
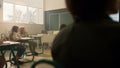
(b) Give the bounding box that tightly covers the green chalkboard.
[60,12,73,25]
[45,9,73,31]
[49,14,59,30]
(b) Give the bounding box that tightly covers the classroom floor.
[4,49,52,68]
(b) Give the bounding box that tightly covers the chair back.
[41,34,56,47]
[0,33,8,41]
[31,59,64,68]
[53,31,59,35]
[48,31,53,35]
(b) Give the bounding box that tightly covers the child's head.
[65,0,119,20]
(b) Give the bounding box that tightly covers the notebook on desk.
[2,41,20,45]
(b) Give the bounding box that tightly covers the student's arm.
[12,32,21,41]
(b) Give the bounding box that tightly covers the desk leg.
[36,38,39,49]
[10,47,20,68]
[37,37,44,54]
[21,41,34,62]
[0,50,7,68]
[29,41,34,61]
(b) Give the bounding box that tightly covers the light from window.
[3,1,44,24]
[3,2,14,22]
[28,7,39,24]
[39,9,44,24]
[15,5,27,23]
[110,12,119,22]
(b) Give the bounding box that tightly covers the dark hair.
[65,0,110,21]
[11,26,19,32]
[60,24,67,30]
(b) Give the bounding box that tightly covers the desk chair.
[17,38,35,62]
[0,34,21,68]
[31,59,64,68]
[0,33,14,64]
[1,33,8,41]
[0,55,6,68]
[41,34,56,50]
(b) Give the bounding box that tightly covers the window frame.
[3,1,44,24]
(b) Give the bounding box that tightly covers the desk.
[18,37,35,61]
[0,41,20,68]
[20,37,34,40]
[31,35,44,54]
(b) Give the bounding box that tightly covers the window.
[110,12,119,22]
[28,7,39,24]
[3,2,14,22]
[3,1,44,24]
[15,5,27,23]
[39,9,44,24]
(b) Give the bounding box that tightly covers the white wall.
[45,0,66,11]
[0,0,3,22]
[0,23,44,35]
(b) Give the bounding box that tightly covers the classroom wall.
[45,0,66,11]
[0,23,44,35]
[0,1,3,22]
[3,0,66,11]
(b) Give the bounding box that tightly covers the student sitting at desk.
[9,25,26,65]
[19,26,28,37]
[18,26,38,55]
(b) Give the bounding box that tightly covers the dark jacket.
[51,15,120,68]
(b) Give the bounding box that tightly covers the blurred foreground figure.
[51,0,120,68]
[0,39,5,68]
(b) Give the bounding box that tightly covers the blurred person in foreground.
[51,0,120,68]
[0,39,5,68]
[60,24,67,30]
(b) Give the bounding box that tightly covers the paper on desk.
[3,41,20,45]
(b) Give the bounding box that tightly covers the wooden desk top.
[0,41,20,46]
[20,37,34,40]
